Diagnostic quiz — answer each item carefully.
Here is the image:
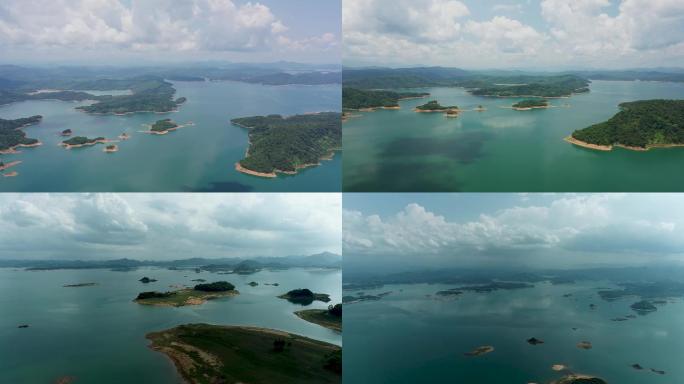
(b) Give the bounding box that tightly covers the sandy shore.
[103,145,119,153]
[61,139,112,149]
[235,162,277,178]
[564,136,612,151]
[0,160,21,172]
[2,171,18,177]
[512,105,550,111]
[141,121,195,135]
[0,142,43,154]
[565,136,684,152]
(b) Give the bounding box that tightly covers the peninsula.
[0,115,43,153]
[294,303,342,332]
[278,288,331,305]
[134,281,238,307]
[232,112,341,178]
[75,78,183,115]
[342,87,429,110]
[146,324,341,384]
[568,100,684,151]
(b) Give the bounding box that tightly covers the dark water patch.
[344,161,464,192]
[183,181,254,192]
[381,131,492,164]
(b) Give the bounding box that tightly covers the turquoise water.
[344,281,684,383]
[343,80,684,192]
[0,267,341,383]
[0,81,341,192]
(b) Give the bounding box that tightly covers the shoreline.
[61,139,112,149]
[141,121,195,135]
[565,136,684,152]
[0,141,43,154]
[236,149,339,179]
[0,160,22,172]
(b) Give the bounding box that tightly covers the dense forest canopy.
[150,119,178,132]
[231,112,341,174]
[342,88,429,109]
[512,99,548,108]
[0,115,42,151]
[571,99,684,148]
[415,100,458,110]
[62,136,105,146]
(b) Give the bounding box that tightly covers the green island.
[75,78,182,115]
[468,75,589,97]
[512,99,549,110]
[146,323,341,384]
[568,99,684,151]
[630,300,658,314]
[62,283,97,287]
[414,100,458,112]
[231,112,341,178]
[61,136,107,149]
[278,289,331,305]
[148,119,179,134]
[552,375,607,384]
[134,281,238,307]
[294,304,342,332]
[464,345,494,356]
[0,115,42,152]
[342,291,392,304]
[342,88,429,110]
[454,282,534,293]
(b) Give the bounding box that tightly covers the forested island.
[146,324,341,384]
[278,288,331,305]
[231,112,341,178]
[568,100,684,150]
[134,281,238,307]
[61,136,107,149]
[75,78,182,115]
[415,100,458,112]
[0,115,42,152]
[342,67,590,97]
[150,119,178,133]
[295,303,342,332]
[512,99,549,110]
[342,88,429,110]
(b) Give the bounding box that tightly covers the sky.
[0,0,340,65]
[343,0,684,70]
[0,193,341,260]
[344,193,684,270]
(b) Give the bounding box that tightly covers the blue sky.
[0,0,340,65]
[343,0,684,69]
[344,193,684,269]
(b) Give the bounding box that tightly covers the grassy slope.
[147,324,341,384]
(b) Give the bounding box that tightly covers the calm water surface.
[344,281,684,383]
[343,80,684,191]
[0,81,341,192]
[0,267,341,383]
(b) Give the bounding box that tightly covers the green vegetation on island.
[342,87,429,110]
[415,100,458,112]
[75,78,182,115]
[512,99,549,109]
[146,323,341,384]
[231,112,341,177]
[468,75,589,97]
[62,283,97,287]
[278,289,331,305]
[134,281,238,307]
[294,304,342,332]
[150,119,179,133]
[61,136,106,148]
[0,115,42,151]
[570,100,684,150]
[553,375,607,384]
[630,300,658,314]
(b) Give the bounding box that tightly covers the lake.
[0,81,341,192]
[343,280,684,383]
[0,267,341,383]
[343,80,684,192]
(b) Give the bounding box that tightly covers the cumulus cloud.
[0,0,338,56]
[0,193,341,260]
[344,0,684,68]
[343,194,684,265]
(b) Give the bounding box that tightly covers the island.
[576,341,592,350]
[342,87,429,110]
[294,303,342,332]
[527,337,544,345]
[103,144,118,153]
[0,160,21,173]
[414,100,458,113]
[61,136,108,149]
[464,345,494,356]
[553,375,607,384]
[232,112,341,178]
[134,281,238,307]
[278,288,331,305]
[469,75,589,97]
[60,129,72,137]
[435,288,463,297]
[118,132,130,140]
[248,281,259,287]
[63,283,97,287]
[630,300,657,314]
[568,100,684,151]
[453,282,534,293]
[0,115,43,153]
[232,260,261,274]
[139,277,157,283]
[146,324,341,384]
[512,99,549,110]
[148,119,179,134]
[342,291,392,304]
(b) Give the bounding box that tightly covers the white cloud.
[343,194,684,262]
[0,193,341,260]
[0,0,338,55]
